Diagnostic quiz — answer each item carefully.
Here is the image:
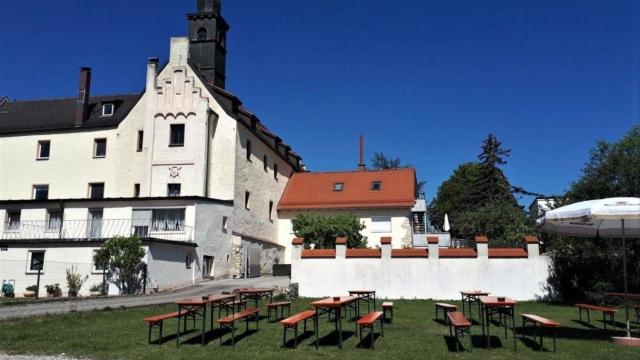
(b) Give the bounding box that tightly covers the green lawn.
[0,299,638,359]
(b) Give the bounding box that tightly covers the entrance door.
[248,244,261,278]
[203,256,214,278]
[88,209,103,238]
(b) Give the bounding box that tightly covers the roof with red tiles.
[488,248,528,258]
[439,248,478,258]
[278,168,417,210]
[346,249,381,258]
[391,248,429,258]
[301,249,336,258]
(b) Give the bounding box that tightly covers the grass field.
[0,299,638,359]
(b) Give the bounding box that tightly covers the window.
[371,216,392,233]
[94,138,107,158]
[28,250,45,272]
[89,183,105,199]
[170,124,185,146]
[136,130,144,152]
[133,183,140,197]
[185,253,192,269]
[274,163,278,180]
[244,191,251,210]
[196,27,208,40]
[246,140,252,161]
[46,210,62,230]
[263,154,268,171]
[269,201,274,221]
[151,208,185,232]
[222,216,228,232]
[101,103,114,116]
[32,185,49,200]
[333,182,344,192]
[37,140,50,160]
[167,183,181,197]
[5,210,21,231]
[371,181,382,191]
[92,250,104,273]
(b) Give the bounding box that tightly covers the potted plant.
[65,266,88,298]
[45,283,62,297]
[89,284,103,297]
[24,284,37,298]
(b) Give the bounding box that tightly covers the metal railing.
[1,219,193,242]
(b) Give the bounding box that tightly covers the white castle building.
[0,0,303,296]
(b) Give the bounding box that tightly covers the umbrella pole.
[622,219,630,338]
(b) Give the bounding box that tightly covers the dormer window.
[101,103,114,116]
[333,182,344,192]
[371,181,382,191]
[197,27,208,41]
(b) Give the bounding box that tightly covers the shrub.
[66,266,88,297]
[25,284,38,292]
[45,283,62,297]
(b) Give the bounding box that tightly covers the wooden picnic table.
[479,296,518,350]
[238,288,275,308]
[175,294,236,346]
[348,290,376,314]
[460,290,490,321]
[311,296,359,349]
[605,292,640,300]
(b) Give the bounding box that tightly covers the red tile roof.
[488,248,528,258]
[301,249,336,258]
[439,248,478,258]
[278,168,416,210]
[391,248,429,258]
[346,249,381,258]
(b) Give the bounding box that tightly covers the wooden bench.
[143,311,194,345]
[279,310,316,347]
[357,311,384,349]
[434,302,457,324]
[267,301,291,321]
[447,311,472,352]
[521,314,560,352]
[382,302,394,322]
[575,304,618,329]
[217,307,260,347]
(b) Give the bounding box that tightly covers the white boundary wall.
[291,238,551,301]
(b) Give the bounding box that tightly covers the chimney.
[75,67,91,126]
[358,135,366,171]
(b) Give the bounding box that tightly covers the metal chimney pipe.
[358,135,366,171]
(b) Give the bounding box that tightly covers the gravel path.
[0,276,290,321]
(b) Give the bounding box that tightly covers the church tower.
[187,0,229,88]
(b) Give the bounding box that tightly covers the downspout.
[203,110,211,197]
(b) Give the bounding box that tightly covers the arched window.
[196,27,208,41]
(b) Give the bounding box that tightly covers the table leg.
[338,307,343,349]
[315,308,319,349]
[511,307,516,350]
[201,305,207,346]
[481,303,485,337]
[176,305,182,347]
[462,295,466,316]
[486,306,491,348]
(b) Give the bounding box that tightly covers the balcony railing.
[1,219,193,242]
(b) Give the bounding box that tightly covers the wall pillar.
[475,235,488,258]
[525,235,540,258]
[427,236,439,259]
[381,237,392,259]
[292,237,303,260]
[336,237,347,258]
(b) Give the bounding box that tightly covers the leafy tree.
[429,162,480,232]
[545,125,640,303]
[94,236,146,295]
[292,213,367,249]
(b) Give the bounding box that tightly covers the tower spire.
[188,0,228,88]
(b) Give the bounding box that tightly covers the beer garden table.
[460,290,490,321]
[175,294,236,346]
[238,288,274,308]
[311,296,359,349]
[479,296,517,350]
[348,290,376,314]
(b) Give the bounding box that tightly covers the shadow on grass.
[356,332,382,349]
[282,330,314,348]
[218,329,259,347]
[308,330,356,348]
[443,335,498,351]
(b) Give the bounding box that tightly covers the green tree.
[545,125,640,303]
[429,162,480,232]
[94,236,146,295]
[292,213,367,249]
[471,134,518,207]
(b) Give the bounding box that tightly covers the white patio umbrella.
[537,197,640,339]
[443,213,451,232]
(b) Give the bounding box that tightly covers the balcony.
[1,219,194,243]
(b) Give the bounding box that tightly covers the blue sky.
[1,0,638,207]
